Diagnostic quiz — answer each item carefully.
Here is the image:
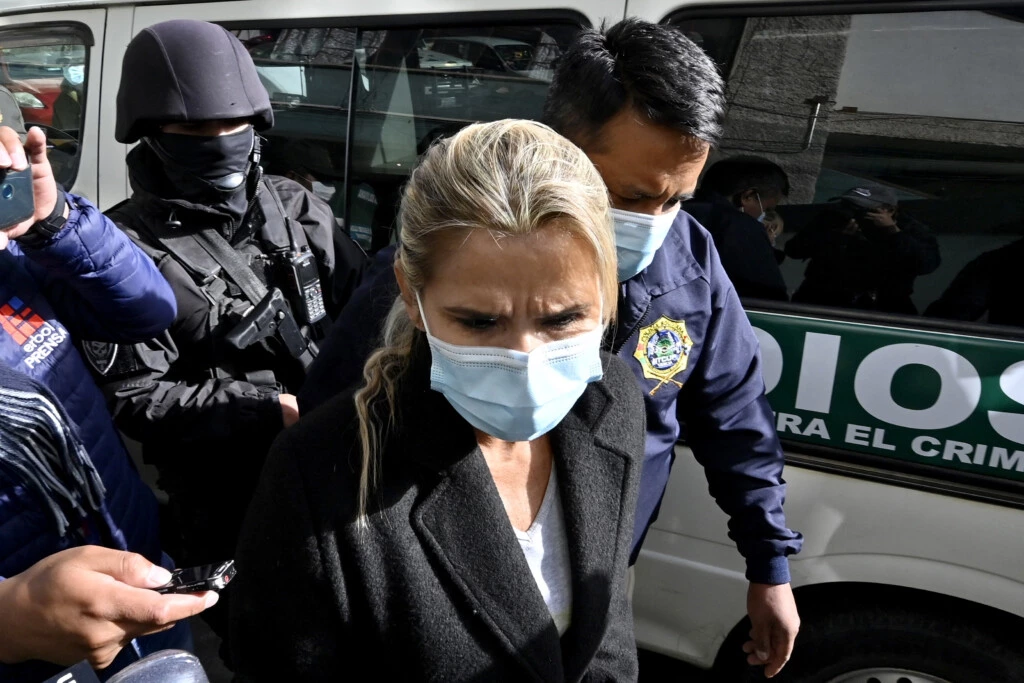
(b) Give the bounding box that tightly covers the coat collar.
[394,345,635,680]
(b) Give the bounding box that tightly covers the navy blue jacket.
[0,194,178,681]
[300,212,802,584]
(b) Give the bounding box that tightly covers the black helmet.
[115,20,274,144]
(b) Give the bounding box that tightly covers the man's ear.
[394,262,425,332]
[737,188,761,215]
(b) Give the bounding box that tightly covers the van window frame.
[0,21,95,188]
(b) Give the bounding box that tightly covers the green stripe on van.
[750,311,1024,482]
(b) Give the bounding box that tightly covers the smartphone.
[153,560,236,594]
[0,166,34,232]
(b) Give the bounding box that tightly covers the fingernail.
[757,650,769,661]
[147,565,173,586]
[204,591,220,608]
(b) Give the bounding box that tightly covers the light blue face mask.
[417,293,604,442]
[62,64,85,87]
[611,207,680,282]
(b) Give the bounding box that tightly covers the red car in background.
[3,79,61,126]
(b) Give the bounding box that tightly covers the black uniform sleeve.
[88,252,284,446]
[101,335,284,444]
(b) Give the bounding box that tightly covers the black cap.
[832,184,899,209]
[0,86,27,142]
[115,20,274,143]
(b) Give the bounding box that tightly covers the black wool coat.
[229,347,647,682]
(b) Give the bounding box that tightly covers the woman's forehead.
[425,229,601,303]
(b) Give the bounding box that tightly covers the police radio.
[278,245,326,326]
[276,214,326,326]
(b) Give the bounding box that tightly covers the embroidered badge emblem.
[633,316,692,395]
[83,341,118,376]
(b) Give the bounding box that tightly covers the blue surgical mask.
[63,64,85,87]
[417,293,604,442]
[611,207,680,282]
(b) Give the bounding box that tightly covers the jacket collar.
[634,210,705,297]
[393,344,635,680]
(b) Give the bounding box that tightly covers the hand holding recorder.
[0,546,217,669]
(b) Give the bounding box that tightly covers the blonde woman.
[229,120,646,681]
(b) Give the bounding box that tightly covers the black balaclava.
[128,125,259,231]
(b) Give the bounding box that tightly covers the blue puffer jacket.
[0,193,178,680]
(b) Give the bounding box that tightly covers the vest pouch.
[243,369,278,387]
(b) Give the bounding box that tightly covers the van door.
[0,9,105,203]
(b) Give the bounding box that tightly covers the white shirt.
[514,466,573,635]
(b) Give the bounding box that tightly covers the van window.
[348,24,578,250]
[234,20,581,252]
[0,25,91,188]
[232,27,356,235]
[670,8,1024,330]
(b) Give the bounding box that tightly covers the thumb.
[24,127,48,168]
[83,548,173,588]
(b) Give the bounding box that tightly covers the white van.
[3,1,1023,680]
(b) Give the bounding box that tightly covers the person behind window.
[926,235,1024,327]
[299,18,803,678]
[0,117,214,682]
[685,155,790,299]
[786,183,940,314]
[83,20,367,649]
[230,119,646,681]
[51,62,84,134]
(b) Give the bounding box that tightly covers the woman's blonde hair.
[353,119,616,521]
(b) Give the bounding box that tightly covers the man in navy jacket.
[0,120,215,681]
[299,20,803,677]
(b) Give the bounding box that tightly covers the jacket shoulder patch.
[82,341,140,377]
[633,316,693,395]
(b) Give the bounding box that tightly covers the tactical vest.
[108,178,320,377]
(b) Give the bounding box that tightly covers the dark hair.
[700,155,790,202]
[542,18,725,149]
